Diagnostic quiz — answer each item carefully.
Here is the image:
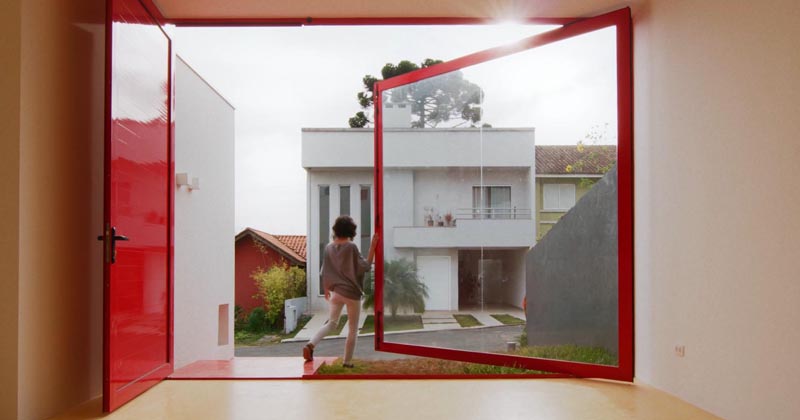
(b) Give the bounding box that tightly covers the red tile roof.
[536,145,617,175]
[236,228,306,265]
[274,235,307,260]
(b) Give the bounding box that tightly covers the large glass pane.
[378,26,619,368]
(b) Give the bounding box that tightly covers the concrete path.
[286,305,525,342]
[291,307,369,341]
[421,311,459,331]
[236,325,525,361]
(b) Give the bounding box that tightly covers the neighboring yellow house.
[535,145,617,240]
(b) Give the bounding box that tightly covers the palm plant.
[363,259,429,318]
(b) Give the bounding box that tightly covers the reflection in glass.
[377,27,619,367]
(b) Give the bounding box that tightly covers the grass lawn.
[453,314,482,327]
[317,358,546,375]
[316,344,618,375]
[234,330,267,346]
[359,315,423,334]
[514,344,618,366]
[490,313,526,326]
[234,314,312,346]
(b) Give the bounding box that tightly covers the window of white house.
[543,183,576,211]
[340,185,350,216]
[472,186,511,219]
[319,185,330,295]
[360,185,371,252]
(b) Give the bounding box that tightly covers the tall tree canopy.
[348,59,485,128]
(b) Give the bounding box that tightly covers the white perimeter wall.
[630,1,800,419]
[173,57,235,368]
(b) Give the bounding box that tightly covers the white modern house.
[302,104,536,312]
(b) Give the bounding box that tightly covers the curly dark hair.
[332,215,358,239]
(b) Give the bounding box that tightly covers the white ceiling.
[151,0,632,21]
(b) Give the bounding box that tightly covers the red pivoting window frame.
[372,7,633,381]
[132,3,632,382]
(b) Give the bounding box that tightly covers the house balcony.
[393,208,536,249]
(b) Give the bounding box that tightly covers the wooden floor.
[169,357,337,379]
[50,378,721,420]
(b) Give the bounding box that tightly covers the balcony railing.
[394,217,536,248]
[455,207,532,220]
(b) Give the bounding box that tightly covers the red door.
[101,0,173,411]
[373,8,633,380]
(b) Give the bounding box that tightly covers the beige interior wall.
[6,1,800,419]
[0,2,21,418]
[17,1,106,419]
[632,2,800,419]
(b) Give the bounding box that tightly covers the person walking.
[303,215,379,368]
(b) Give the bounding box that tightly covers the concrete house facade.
[302,105,535,312]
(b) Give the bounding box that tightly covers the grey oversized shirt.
[321,241,371,300]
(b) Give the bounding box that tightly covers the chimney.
[382,101,412,128]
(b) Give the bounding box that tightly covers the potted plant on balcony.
[436,213,444,227]
[443,212,453,227]
[424,206,434,227]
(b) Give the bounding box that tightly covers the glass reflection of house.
[302,103,535,312]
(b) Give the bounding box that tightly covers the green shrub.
[252,264,307,327]
[234,304,247,331]
[246,307,267,332]
[363,259,428,317]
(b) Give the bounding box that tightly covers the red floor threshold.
[169,357,337,380]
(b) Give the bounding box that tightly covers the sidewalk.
[285,305,525,343]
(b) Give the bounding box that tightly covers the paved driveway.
[235,325,525,361]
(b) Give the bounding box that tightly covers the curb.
[280,322,525,343]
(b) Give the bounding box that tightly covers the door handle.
[97,224,129,264]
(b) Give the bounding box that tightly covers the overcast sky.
[173,24,616,235]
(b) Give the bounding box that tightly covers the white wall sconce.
[176,172,200,191]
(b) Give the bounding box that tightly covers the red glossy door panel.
[103,0,172,411]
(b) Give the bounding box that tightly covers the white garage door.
[417,256,451,311]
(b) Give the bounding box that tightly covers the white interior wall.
[631,2,800,419]
[173,57,235,368]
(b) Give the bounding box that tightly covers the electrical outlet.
[674,345,686,357]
